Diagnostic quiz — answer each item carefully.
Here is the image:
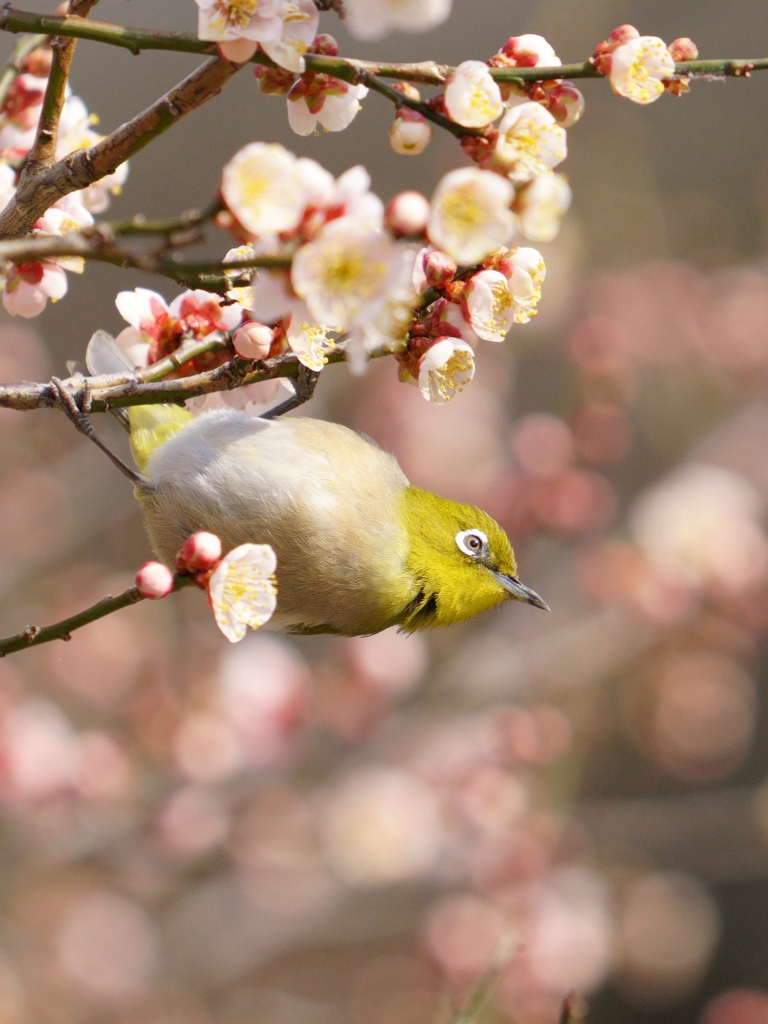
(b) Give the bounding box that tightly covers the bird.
[125,403,548,636]
[77,332,548,636]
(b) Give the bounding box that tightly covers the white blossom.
[444,61,503,128]
[221,142,307,237]
[418,338,475,404]
[194,0,282,46]
[288,82,368,135]
[464,249,545,342]
[2,262,67,318]
[260,0,318,73]
[208,544,278,642]
[516,171,572,242]
[492,102,567,185]
[285,315,336,370]
[609,36,675,104]
[291,216,401,329]
[428,167,515,266]
[389,112,433,154]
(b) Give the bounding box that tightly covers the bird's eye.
[456,529,489,557]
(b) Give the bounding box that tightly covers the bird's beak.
[492,571,550,611]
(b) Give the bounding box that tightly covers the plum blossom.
[194,0,282,55]
[285,316,336,370]
[221,142,307,237]
[443,61,503,128]
[491,101,567,185]
[428,167,515,266]
[260,0,318,73]
[287,79,368,136]
[516,171,572,242]
[465,250,545,342]
[496,34,561,68]
[114,287,243,366]
[609,36,675,104]
[2,261,67,318]
[291,216,403,330]
[343,0,451,41]
[418,338,475,404]
[389,110,432,155]
[208,543,278,642]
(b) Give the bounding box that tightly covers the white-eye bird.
[124,403,548,636]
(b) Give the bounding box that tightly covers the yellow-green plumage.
[129,405,544,636]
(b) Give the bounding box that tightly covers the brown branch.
[0,574,194,657]
[0,54,243,239]
[0,339,393,413]
[0,232,290,291]
[20,0,99,182]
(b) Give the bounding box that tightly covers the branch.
[0,9,765,85]
[0,232,291,291]
[0,574,193,657]
[0,54,243,238]
[363,73,482,139]
[20,0,99,180]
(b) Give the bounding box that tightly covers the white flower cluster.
[0,51,129,317]
[438,35,578,245]
[210,140,550,406]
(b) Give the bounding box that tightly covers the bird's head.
[399,486,548,631]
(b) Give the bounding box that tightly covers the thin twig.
[363,73,483,139]
[0,575,194,657]
[20,0,99,181]
[0,232,290,290]
[0,10,764,84]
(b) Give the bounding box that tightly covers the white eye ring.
[456,529,489,557]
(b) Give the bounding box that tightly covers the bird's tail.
[85,329,193,472]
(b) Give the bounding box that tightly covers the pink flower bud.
[310,33,339,56]
[609,24,640,45]
[233,321,274,360]
[389,110,432,155]
[136,562,174,600]
[544,81,585,127]
[385,191,430,237]
[668,37,698,61]
[424,249,457,289]
[177,532,223,573]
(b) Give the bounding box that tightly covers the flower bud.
[609,24,640,45]
[392,81,422,103]
[233,320,274,360]
[424,249,457,289]
[254,65,296,96]
[389,110,432,155]
[177,532,223,573]
[544,81,585,127]
[668,37,698,61]
[310,33,339,56]
[385,191,430,236]
[136,562,174,600]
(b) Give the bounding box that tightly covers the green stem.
[0,576,194,657]
[104,199,224,237]
[0,9,764,85]
[139,333,228,382]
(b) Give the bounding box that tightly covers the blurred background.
[1,1,768,1022]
